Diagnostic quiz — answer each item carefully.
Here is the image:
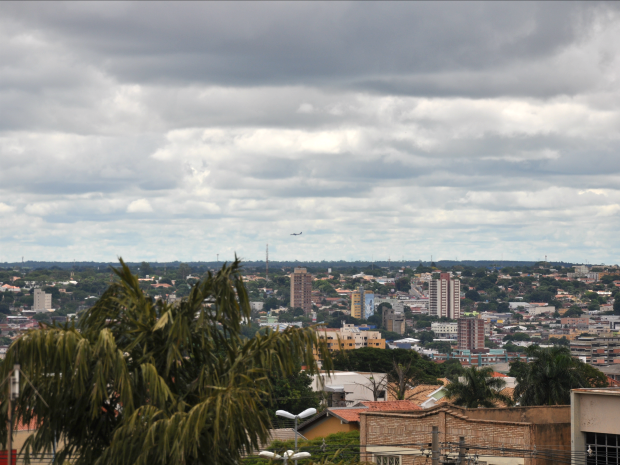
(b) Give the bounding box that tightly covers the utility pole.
[266,244,269,281]
[431,425,439,465]
[458,436,465,464]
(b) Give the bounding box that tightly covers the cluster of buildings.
[288,267,462,338]
[286,367,620,465]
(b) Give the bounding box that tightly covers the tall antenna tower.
[266,244,269,281]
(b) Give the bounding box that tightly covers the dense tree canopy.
[0,259,331,465]
[332,347,441,385]
[513,346,606,406]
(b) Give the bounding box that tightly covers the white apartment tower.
[33,288,52,312]
[429,273,461,319]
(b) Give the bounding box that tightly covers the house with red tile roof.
[297,400,421,440]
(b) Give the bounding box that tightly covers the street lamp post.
[259,450,311,465]
[275,408,317,465]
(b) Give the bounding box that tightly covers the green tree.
[564,306,584,318]
[503,332,530,342]
[425,341,452,354]
[395,277,411,293]
[442,358,464,382]
[0,259,331,465]
[508,359,528,379]
[513,346,586,406]
[443,366,512,408]
[418,330,435,345]
[578,363,609,388]
[267,368,321,420]
[465,290,480,302]
[548,336,570,346]
[140,261,153,277]
[177,262,191,279]
[332,347,441,384]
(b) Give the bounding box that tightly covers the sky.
[1,2,620,264]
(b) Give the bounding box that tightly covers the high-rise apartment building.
[429,273,461,319]
[351,285,374,319]
[33,288,52,312]
[458,317,485,350]
[290,267,312,313]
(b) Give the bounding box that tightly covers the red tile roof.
[329,408,367,423]
[607,376,620,387]
[491,372,508,378]
[328,400,422,423]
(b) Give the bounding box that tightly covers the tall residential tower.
[458,317,485,350]
[351,285,374,319]
[290,267,312,313]
[429,273,461,319]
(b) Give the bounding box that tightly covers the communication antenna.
[266,244,269,281]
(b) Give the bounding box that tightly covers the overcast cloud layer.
[1,1,620,264]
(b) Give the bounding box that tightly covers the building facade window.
[586,432,620,464]
[375,455,400,465]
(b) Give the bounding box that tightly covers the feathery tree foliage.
[0,258,332,465]
[443,366,513,408]
[513,345,590,406]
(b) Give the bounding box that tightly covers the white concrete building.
[312,371,388,407]
[431,321,457,339]
[250,301,264,311]
[429,273,460,319]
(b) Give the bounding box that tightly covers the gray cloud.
[1,2,620,263]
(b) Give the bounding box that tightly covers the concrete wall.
[463,405,570,424]
[361,405,571,465]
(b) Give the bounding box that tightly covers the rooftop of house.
[299,400,422,429]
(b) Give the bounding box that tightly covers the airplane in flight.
[290,232,302,236]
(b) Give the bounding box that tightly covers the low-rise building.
[360,404,571,465]
[571,387,620,464]
[383,307,405,335]
[432,348,532,367]
[298,400,421,440]
[570,337,620,366]
[249,301,264,311]
[315,324,385,353]
[431,322,457,339]
[312,371,389,407]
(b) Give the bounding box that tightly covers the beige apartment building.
[290,267,312,313]
[315,324,385,352]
